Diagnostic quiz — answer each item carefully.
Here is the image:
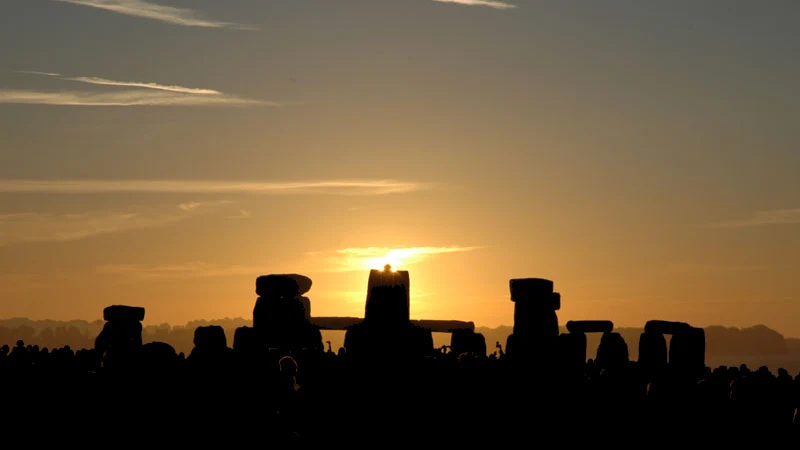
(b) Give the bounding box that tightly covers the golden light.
[363,248,419,271]
[364,255,403,271]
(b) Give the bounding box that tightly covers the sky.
[1,0,799,336]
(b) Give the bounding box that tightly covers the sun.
[365,256,402,271]
[361,248,423,271]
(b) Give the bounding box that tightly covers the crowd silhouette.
[2,267,799,442]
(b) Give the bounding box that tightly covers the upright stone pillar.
[638,331,668,375]
[450,328,487,356]
[669,326,706,377]
[95,305,145,370]
[561,320,614,372]
[595,332,629,371]
[640,320,705,379]
[344,265,433,367]
[253,274,322,354]
[505,278,561,369]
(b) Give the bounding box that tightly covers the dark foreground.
[2,342,799,443]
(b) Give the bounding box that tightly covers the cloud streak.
[178,200,232,212]
[52,0,256,30]
[0,200,231,247]
[0,201,232,247]
[65,76,223,95]
[17,71,62,77]
[6,71,274,107]
[706,209,800,228]
[315,246,481,272]
[431,0,517,10]
[0,89,272,107]
[0,209,180,247]
[666,262,770,274]
[0,179,430,196]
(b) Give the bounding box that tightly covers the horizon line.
[0,316,791,335]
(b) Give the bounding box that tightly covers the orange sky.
[1,0,799,336]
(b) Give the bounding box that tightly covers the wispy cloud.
[313,246,481,272]
[5,71,276,107]
[52,0,256,30]
[706,209,800,228]
[65,76,223,95]
[0,179,430,196]
[95,262,266,280]
[666,262,770,274]
[431,0,517,10]
[178,200,232,211]
[0,209,179,247]
[0,89,272,107]
[228,210,251,220]
[0,201,228,247]
[17,71,62,77]
[21,71,222,95]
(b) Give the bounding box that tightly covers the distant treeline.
[1,317,798,363]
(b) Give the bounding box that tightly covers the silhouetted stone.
[645,320,690,336]
[298,296,311,320]
[256,274,301,299]
[103,305,145,322]
[509,278,560,337]
[344,265,433,366]
[253,274,323,354]
[506,278,561,369]
[641,320,706,378]
[311,317,474,332]
[344,321,433,366]
[595,332,629,370]
[188,326,236,373]
[365,266,410,323]
[509,278,554,302]
[140,342,179,372]
[194,325,227,349]
[566,320,614,334]
[95,320,143,353]
[669,326,706,376]
[142,341,177,358]
[559,321,614,370]
[94,305,146,371]
[638,331,668,373]
[558,331,588,370]
[233,326,256,352]
[688,327,706,370]
[450,328,487,356]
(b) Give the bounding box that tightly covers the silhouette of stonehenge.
[95,269,706,373]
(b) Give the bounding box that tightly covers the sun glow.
[364,256,403,271]
[333,246,479,273]
[363,248,428,271]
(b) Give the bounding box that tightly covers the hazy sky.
[1,0,799,336]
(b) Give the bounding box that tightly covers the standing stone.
[505,278,561,369]
[669,326,706,377]
[344,265,433,366]
[560,320,615,372]
[365,266,410,324]
[253,274,322,354]
[640,320,705,378]
[558,331,588,372]
[450,328,487,356]
[595,332,629,371]
[95,305,146,370]
[638,331,668,375]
